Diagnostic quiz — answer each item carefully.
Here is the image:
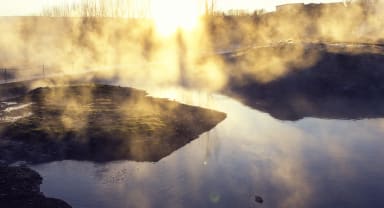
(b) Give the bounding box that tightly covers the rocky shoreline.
[0,165,71,208]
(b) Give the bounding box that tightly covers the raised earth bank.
[224,43,384,120]
[0,84,226,164]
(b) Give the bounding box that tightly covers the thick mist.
[0,0,382,88]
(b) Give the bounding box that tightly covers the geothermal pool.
[30,86,384,208]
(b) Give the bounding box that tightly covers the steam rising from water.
[1,2,384,207]
[0,1,383,89]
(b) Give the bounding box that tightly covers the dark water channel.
[29,85,384,208]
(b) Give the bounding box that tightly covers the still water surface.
[31,86,384,208]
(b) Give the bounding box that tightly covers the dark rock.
[0,165,72,208]
[255,195,264,204]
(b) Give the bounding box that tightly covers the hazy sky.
[0,0,343,16]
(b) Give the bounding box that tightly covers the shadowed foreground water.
[31,86,384,208]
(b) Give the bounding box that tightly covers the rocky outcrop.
[0,165,71,208]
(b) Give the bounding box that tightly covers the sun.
[151,0,201,36]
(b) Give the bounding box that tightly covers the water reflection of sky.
[31,87,384,208]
